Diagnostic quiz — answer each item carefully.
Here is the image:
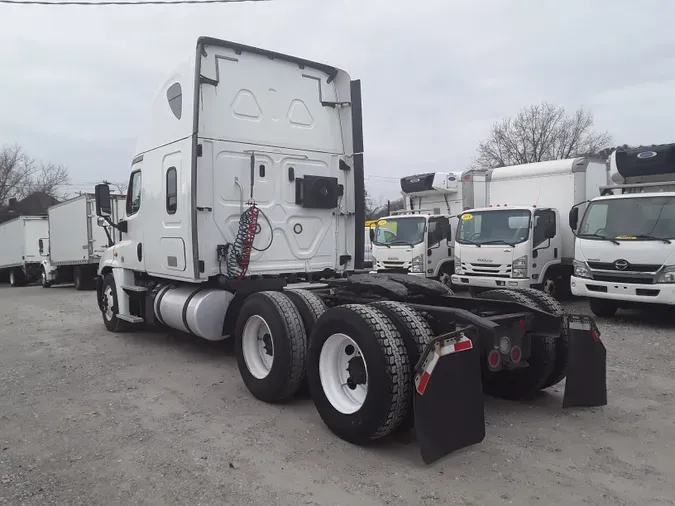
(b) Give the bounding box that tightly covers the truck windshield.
[456,210,531,245]
[373,217,426,246]
[579,196,675,242]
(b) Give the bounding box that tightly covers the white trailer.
[570,144,675,317]
[89,37,607,464]
[369,171,486,280]
[451,157,608,298]
[0,216,49,287]
[41,193,126,289]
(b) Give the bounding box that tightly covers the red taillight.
[519,319,525,328]
[488,349,501,369]
[510,346,522,363]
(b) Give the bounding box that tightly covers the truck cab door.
[426,217,451,277]
[532,209,560,281]
[116,167,145,271]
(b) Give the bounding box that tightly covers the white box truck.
[41,193,126,289]
[0,215,49,287]
[369,170,487,282]
[570,144,675,317]
[451,157,608,298]
[87,37,607,463]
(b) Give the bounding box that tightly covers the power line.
[0,0,267,5]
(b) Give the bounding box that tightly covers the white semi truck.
[91,37,606,463]
[570,144,675,317]
[370,171,487,282]
[451,157,608,299]
[40,193,126,289]
[0,215,49,287]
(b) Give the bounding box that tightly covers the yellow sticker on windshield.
[615,235,636,240]
[378,219,387,225]
[461,213,473,220]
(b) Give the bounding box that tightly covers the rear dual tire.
[234,293,431,445]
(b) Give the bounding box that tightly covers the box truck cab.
[370,170,486,281]
[370,211,453,280]
[570,145,675,316]
[451,158,608,298]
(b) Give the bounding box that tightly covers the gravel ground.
[0,284,674,506]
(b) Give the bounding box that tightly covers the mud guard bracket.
[413,326,485,464]
[563,315,607,408]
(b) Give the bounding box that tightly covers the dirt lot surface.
[1,285,674,506]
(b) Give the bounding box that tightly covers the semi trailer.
[93,37,607,463]
[451,157,608,299]
[570,144,675,317]
[41,193,126,289]
[0,215,49,287]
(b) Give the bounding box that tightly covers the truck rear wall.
[49,195,119,264]
[0,218,26,269]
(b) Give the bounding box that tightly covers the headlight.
[454,256,463,274]
[512,255,528,278]
[656,265,675,283]
[411,255,424,273]
[573,260,592,279]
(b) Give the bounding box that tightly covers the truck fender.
[433,258,455,278]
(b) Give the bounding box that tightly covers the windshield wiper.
[579,233,620,245]
[633,234,672,244]
[477,239,516,247]
[374,242,391,248]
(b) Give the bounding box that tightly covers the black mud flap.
[413,326,485,464]
[563,315,607,408]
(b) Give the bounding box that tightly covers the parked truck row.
[89,37,607,464]
[0,193,125,289]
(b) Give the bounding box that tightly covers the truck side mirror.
[369,227,375,242]
[568,207,579,231]
[95,183,112,217]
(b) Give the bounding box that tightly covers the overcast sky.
[1,0,674,203]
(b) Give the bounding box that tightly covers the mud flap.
[563,315,607,408]
[413,327,485,464]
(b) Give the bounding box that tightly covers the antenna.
[534,187,543,208]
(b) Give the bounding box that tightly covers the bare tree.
[110,180,128,195]
[472,103,613,169]
[0,144,71,205]
[0,144,35,205]
[24,162,70,201]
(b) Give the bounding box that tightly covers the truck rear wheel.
[307,305,411,444]
[101,273,130,332]
[9,268,26,287]
[285,289,327,336]
[476,289,556,400]
[235,291,307,403]
[513,288,568,389]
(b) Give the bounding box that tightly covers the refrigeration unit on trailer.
[451,157,608,299]
[41,193,126,289]
[92,37,607,464]
[369,171,487,281]
[570,144,675,317]
[0,216,49,287]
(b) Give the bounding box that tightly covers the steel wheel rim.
[242,315,274,379]
[103,285,114,321]
[319,333,368,414]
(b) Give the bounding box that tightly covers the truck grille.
[587,262,661,272]
[462,262,511,278]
